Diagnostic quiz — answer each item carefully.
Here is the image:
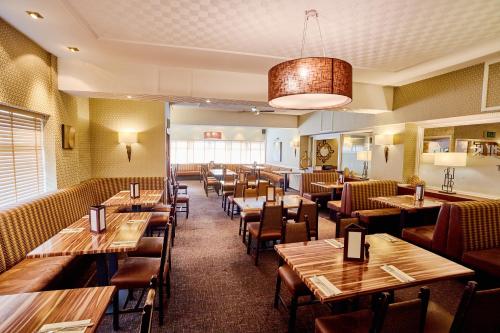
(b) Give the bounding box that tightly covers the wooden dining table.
[27,212,152,285]
[102,190,163,211]
[210,168,237,179]
[311,181,344,199]
[369,195,444,232]
[0,286,115,333]
[233,195,314,212]
[275,234,474,303]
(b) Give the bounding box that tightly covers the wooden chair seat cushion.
[151,204,171,213]
[176,195,189,203]
[0,256,75,295]
[278,264,310,296]
[315,309,373,333]
[354,208,401,220]
[241,210,261,221]
[247,222,281,240]
[128,237,162,258]
[110,257,163,289]
[176,183,188,189]
[462,247,500,278]
[327,200,342,211]
[402,225,435,250]
[302,192,331,201]
[148,212,170,228]
[223,191,234,198]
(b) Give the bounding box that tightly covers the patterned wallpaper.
[486,61,500,108]
[0,18,91,189]
[89,98,165,178]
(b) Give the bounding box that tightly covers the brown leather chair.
[290,200,319,240]
[316,287,430,333]
[228,181,245,219]
[246,202,283,265]
[257,180,270,196]
[171,166,188,194]
[202,166,219,196]
[240,187,261,242]
[139,276,157,333]
[246,173,258,188]
[221,174,235,211]
[111,220,172,329]
[274,218,314,332]
[426,281,500,333]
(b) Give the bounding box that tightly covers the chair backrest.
[374,287,430,333]
[295,200,319,236]
[340,180,399,215]
[159,220,173,285]
[259,202,284,235]
[139,276,157,333]
[450,281,500,333]
[233,181,246,198]
[223,174,235,183]
[247,173,257,186]
[243,187,258,199]
[281,219,310,244]
[257,180,270,196]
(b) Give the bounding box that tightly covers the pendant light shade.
[268,57,352,109]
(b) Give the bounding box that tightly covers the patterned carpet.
[98,180,466,333]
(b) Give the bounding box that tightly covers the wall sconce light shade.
[375,134,394,163]
[119,131,138,162]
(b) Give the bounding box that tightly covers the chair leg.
[231,203,235,220]
[274,274,282,308]
[242,223,247,244]
[186,201,189,219]
[247,234,252,254]
[239,217,243,235]
[158,282,164,326]
[288,295,298,333]
[255,240,260,266]
[112,292,120,330]
[166,271,171,298]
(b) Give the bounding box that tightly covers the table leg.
[132,204,141,212]
[399,210,409,237]
[96,254,109,286]
[107,253,118,277]
[284,173,289,192]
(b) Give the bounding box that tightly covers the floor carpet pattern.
[98,180,466,332]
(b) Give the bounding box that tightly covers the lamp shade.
[374,134,394,146]
[119,131,138,144]
[356,150,372,161]
[268,57,352,110]
[434,152,467,167]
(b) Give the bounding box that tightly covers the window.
[0,108,46,207]
[171,140,265,164]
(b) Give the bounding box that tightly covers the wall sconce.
[290,138,300,156]
[374,134,394,163]
[119,131,138,162]
[356,150,372,179]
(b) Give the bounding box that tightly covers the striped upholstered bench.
[0,177,166,295]
[300,172,338,202]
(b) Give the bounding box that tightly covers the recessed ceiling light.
[205,99,211,103]
[26,11,43,20]
[67,47,80,53]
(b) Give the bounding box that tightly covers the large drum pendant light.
[268,10,352,110]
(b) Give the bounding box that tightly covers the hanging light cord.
[300,9,326,58]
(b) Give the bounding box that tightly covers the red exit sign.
[204,131,222,139]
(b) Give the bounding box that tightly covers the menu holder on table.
[309,275,342,297]
[380,264,416,283]
[38,319,93,333]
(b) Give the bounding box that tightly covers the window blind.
[171,140,265,164]
[0,109,46,207]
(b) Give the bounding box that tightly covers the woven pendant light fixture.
[268,10,352,110]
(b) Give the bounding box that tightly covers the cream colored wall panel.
[89,99,165,178]
[350,83,393,111]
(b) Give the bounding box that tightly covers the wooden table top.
[234,195,314,211]
[0,286,115,333]
[273,170,302,174]
[27,212,152,258]
[370,195,443,212]
[275,234,474,303]
[102,190,163,207]
[311,182,344,190]
[210,169,237,177]
[243,165,266,170]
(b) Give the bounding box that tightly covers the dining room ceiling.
[1,0,499,85]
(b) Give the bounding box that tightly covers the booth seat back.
[0,182,95,272]
[300,172,338,196]
[173,164,201,172]
[442,200,500,260]
[87,177,166,205]
[340,180,399,215]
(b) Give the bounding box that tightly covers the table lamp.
[356,150,372,179]
[434,152,467,194]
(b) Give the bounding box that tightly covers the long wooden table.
[210,168,236,179]
[102,190,163,211]
[370,195,444,232]
[27,212,152,285]
[0,287,115,333]
[233,195,314,212]
[275,234,474,303]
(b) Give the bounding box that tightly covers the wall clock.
[316,140,335,163]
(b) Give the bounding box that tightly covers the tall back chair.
[247,173,257,187]
[228,181,246,218]
[257,180,270,196]
[139,276,157,333]
[243,186,258,199]
[295,200,320,239]
[247,202,284,265]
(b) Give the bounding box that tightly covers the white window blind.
[0,109,46,207]
[171,140,265,164]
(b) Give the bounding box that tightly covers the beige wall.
[89,99,165,178]
[0,18,90,189]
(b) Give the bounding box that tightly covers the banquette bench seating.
[173,164,201,178]
[402,200,500,278]
[0,177,166,295]
[328,180,401,237]
[300,172,338,202]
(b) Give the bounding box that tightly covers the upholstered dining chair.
[425,281,500,333]
[228,181,245,218]
[221,174,235,211]
[257,180,270,196]
[139,276,157,333]
[274,218,313,332]
[246,201,283,265]
[293,200,319,239]
[171,167,188,194]
[240,186,261,242]
[110,219,173,330]
[246,173,258,188]
[315,287,430,333]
